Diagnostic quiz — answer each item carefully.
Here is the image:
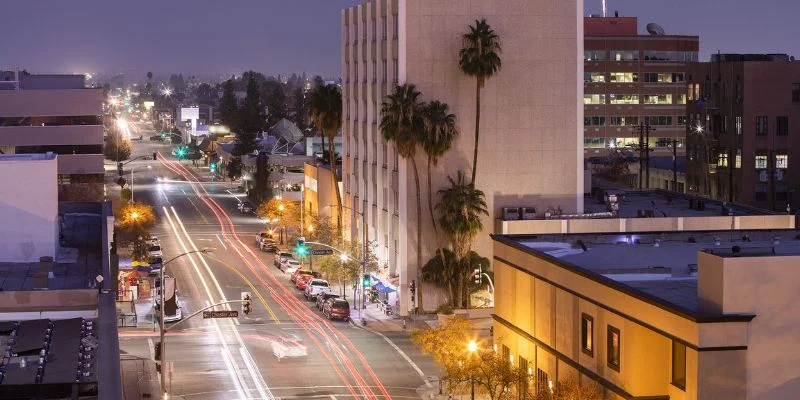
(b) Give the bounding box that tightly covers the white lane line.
[240,346,275,400]
[221,348,248,399]
[358,326,433,388]
[330,396,338,400]
[216,234,228,250]
[148,338,156,361]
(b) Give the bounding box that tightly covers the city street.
[116,123,439,400]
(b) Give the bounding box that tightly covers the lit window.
[644,94,673,105]
[676,94,687,105]
[672,341,686,390]
[584,72,606,83]
[735,150,742,169]
[610,116,639,126]
[677,116,688,125]
[607,326,620,371]
[755,154,768,169]
[735,116,742,135]
[581,314,593,356]
[717,152,728,167]
[583,94,606,105]
[609,94,639,104]
[645,116,673,126]
[776,154,789,169]
[584,51,606,61]
[610,51,638,61]
[609,72,637,83]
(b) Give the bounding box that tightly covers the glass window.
[610,116,639,126]
[607,326,620,371]
[609,72,638,83]
[644,72,678,83]
[584,94,606,105]
[584,50,606,61]
[672,341,686,390]
[776,153,789,169]
[644,94,673,105]
[755,154,768,169]
[735,149,742,169]
[581,314,593,356]
[676,94,687,105]
[393,60,399,83]
[584,116,606,126]
[584,72,606,83]
[381,16,387,39]
[717,151,728,167]
[756,183,768,201]
[392,15,398,38]
[645,116,673,126]
[677,116,688,125]
[609,94,639,104]
[584,137,605,148]
[756,116,768,136]
[610,51,638,61]
[736,116,742,135]
[673,73,686,83]
[792,83,800,103]
[777,116,789,136]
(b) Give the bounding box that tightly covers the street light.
[130,165,152,202]
[467,340,478,400]
[159,248,214,399]
[130,211,139,220]
[277,203,285,245]
[324,203,369,313]
[339,253,349,262]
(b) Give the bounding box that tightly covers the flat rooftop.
[497,229,800,318]
[0,153,56,162]
[584,189,773,219]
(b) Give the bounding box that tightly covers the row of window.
[580,315,686,390]
[344,14,398,43]
[585,72,686,84]
[585,50,699,62]
[584,115,688,127]
[0,115,102,127]
[756,116,790,136]
[584,137,684,149]
[584,94,687,105]
[344,60,399,84]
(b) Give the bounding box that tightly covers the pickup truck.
[304,279,332,300]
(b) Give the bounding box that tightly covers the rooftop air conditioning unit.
[503,207,521,221]
[521,207,537,220]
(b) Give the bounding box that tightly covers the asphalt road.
[117,123,439,400]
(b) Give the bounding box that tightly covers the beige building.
[303,162,343,225]
[493,228,800,399]
[341,0,585,315]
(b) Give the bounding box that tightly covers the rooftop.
[0,153,57,162]
[496,229,800,319]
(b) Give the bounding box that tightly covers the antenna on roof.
[602,0,607,17]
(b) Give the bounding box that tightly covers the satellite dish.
[646,23,665,36]
[647,22,666,36]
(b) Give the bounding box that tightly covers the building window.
[672,341,686,390]
[609,72,637,83]
[645,116,673,126]
[371,19,376,41]
[584,72,605,83]
[735,149,742,169]
[735,116,742,135]
[610,116,638,126]
[777,116,789,136]
[519,357,530,395]
[393,60,399,83]
[644,94,672,105]
[392,15,398,38]
[717,151,728,167]
[792,83,800,103]
[372,61,377,83]
[610,50,638,61]
[756,116,768,136]
[643,72,680,83]
[776,153,789,169]
[755,153,768,169]
[382,60,387,83]
[583,116,606,126]
[536,368,550,394]
[584,50,605,61]
[607,326,620,371]
[609,94,639,104]
[756,183,768,201]
[501,345,510,365]
[677,116,688,125]
[381,16,387,40]
[581,314,594,356]
[583,94,606,105]
[676,94,687,105]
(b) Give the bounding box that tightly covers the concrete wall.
[0,89,102,117]
[0,155,58,261]
[57,153,105,175]
[0,125,103,147]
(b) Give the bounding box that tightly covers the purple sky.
[1,0,797,79]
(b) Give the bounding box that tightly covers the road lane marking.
[148,338,155,360]
[221,348,248,399]
[216,234,228,249]
[355,325,433,388]
[204,254,280,324]
[240,346,273,400]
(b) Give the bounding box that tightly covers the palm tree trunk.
[327,134,343,238]
[470,79,481,185]
[411,157,424,313]
[427,156,448,273]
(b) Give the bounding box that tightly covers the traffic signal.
[362,274,371,288]
[154,341,162,361]
[409,280,416,297]
[241,292,252,315]
[295,237,307,256]
[209,162,216,172]
[117,162,124,176]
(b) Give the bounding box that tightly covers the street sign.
[203,310,239,319]
[311,249,334,256]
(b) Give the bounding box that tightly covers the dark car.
[149,134,164,141]
[237,201,255,214]
[316,293,340,310]
[322,298,351,321]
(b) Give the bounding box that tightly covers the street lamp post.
[159,248,213,399]
[278,203,285,245]
[325,204,368,312]
[468,340,478,400]
[130,165,152,202]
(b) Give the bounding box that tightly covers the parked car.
[149,244,163,259]
[237,201,255,214]
[322,298,351,321]
[316,293,340,310]
[163,298,183,323]
[290,269,319,283]
[295,274,314,290]
[259,240,277,253]
[150,134,164,141]
[147,256,163,275]
[255,231,274,246]
[282,259,302,274]
[304,279,332,300]
[271,334,307,361]
[275,252,294,268]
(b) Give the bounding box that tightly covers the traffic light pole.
[162,299,249,333]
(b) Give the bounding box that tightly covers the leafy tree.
[194,82,218,106]
[262,80,287,127]
[218,79,238,130]
[308,83,343,235]
[168,73,186,94]
[114,202,158,260]
[144,71,153,97]
[459,19,502,185]
[380,83,425,311]
[103,130,131,162]
[234,75,264,156]
[437,171,488,308]
[291,87,309,130]
[421,100,459,268]
[412,316,473,390]
[423,248,487,306]
[256,198,300,232]
[227,156,243,181]
[467,347,528,400]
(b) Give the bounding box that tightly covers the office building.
[493,227,800,399]
[0,71,104,201]
[342,0,584,315]
[685,54,800,212]
[583,15,698,154]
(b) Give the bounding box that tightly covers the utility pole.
[637,121,655,189]
[672,138,678,192]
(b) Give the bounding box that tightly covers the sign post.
[202,310,239,319]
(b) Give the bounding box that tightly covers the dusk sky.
[1,0,798,80]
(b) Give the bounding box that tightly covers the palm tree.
[436,171,488,308]
[308,84,343,236]
[421,101,459,269]
[459,19,502,185]
[380,83,426,312]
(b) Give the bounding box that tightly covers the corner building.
[342,0,584,315]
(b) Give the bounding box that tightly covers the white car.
[304,279,332,300]
[271,335,307,360]
[149,244,163,259]
[282,259,302,274]
[164,304,183,323]
[274,252,293,268]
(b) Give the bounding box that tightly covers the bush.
[435,303,454,315]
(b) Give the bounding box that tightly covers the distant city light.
[162,88,173,97]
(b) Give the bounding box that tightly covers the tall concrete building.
[583,15,698,155]
[685,54,800,212]
[341,0,584,315]
[0,71,104,201]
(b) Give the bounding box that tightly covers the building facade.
[583,16,698,156]
[342,0,584,315]
[493,229,800,399]
[685,54,800,212]
[0,71,104,201]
